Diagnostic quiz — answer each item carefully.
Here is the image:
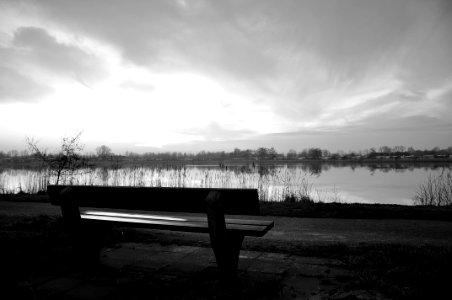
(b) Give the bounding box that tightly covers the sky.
[1,0,451,154]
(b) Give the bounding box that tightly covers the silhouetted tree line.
[2,145,452,162]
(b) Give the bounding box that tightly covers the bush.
[414,170,452,206]
[283,193,313,203]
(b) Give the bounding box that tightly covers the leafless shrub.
[413,170,452,206]
[26,132,88,185]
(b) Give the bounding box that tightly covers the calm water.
[305,166,443,205]
[0,163,450,205]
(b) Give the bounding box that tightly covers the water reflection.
[0,162,450,205]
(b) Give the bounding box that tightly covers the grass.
[0,215,70,296]
[259,201,452,221]
[344,244,452,299]
[1,192,451,221]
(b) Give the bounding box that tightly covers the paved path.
[1,200,451,246]
[22,242,357,299]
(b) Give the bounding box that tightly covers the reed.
[0,165,335,202]
[413,170,452,206]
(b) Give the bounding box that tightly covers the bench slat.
[49,185,260,215]
[80,213,273,237]
[81,209,274,227]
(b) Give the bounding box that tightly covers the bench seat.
[81,209,274,237]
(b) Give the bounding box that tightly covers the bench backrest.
[48,185,260,215]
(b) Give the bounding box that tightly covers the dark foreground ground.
[1,195,452,299]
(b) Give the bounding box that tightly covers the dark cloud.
[30,0,277,81]
[0,25,110,101]
[352,115,452,133]
[0,27,111,101]
[12,27,106,83]
[250,115,452,151]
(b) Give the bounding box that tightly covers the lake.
[0,162,450,205]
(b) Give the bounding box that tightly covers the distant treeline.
[117,146,452,161]
[2,145,452,163]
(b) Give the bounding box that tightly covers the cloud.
[352,115,452,134]
[119,81,155,93]
[0,65,51,102]
[1,0,452,151]
[398,2,452,86]
[30,0,278,86]
[181,122,255,142]
[0,24,110,102]
[6,1,452,97]
[12,26,106,84]
[426,79,452,100]
[252,115,452,151]
[164,114,452,152]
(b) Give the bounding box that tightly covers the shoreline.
[2,193,451,221]
[2,157,452,169]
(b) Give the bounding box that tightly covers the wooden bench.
[48,185,274,278]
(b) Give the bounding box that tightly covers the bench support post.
[59,187,106,267]
[205,191,244,280]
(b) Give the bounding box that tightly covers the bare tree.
[287,149,297,160]
[96,145,113,157]
[7,149,19,157]
[27,132,86,185]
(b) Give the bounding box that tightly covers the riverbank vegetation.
[0,166,318,202]
[2,165,452,206]
[1,193,451,221]
[414,170,452,206]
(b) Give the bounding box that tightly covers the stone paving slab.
[25,242,355,299]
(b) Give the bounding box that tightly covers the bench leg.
[60,204,97,267]
[205,191,244,280]
[71,223,111,268]
[210,233,244,280]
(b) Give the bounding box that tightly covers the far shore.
[1,156,452,170]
